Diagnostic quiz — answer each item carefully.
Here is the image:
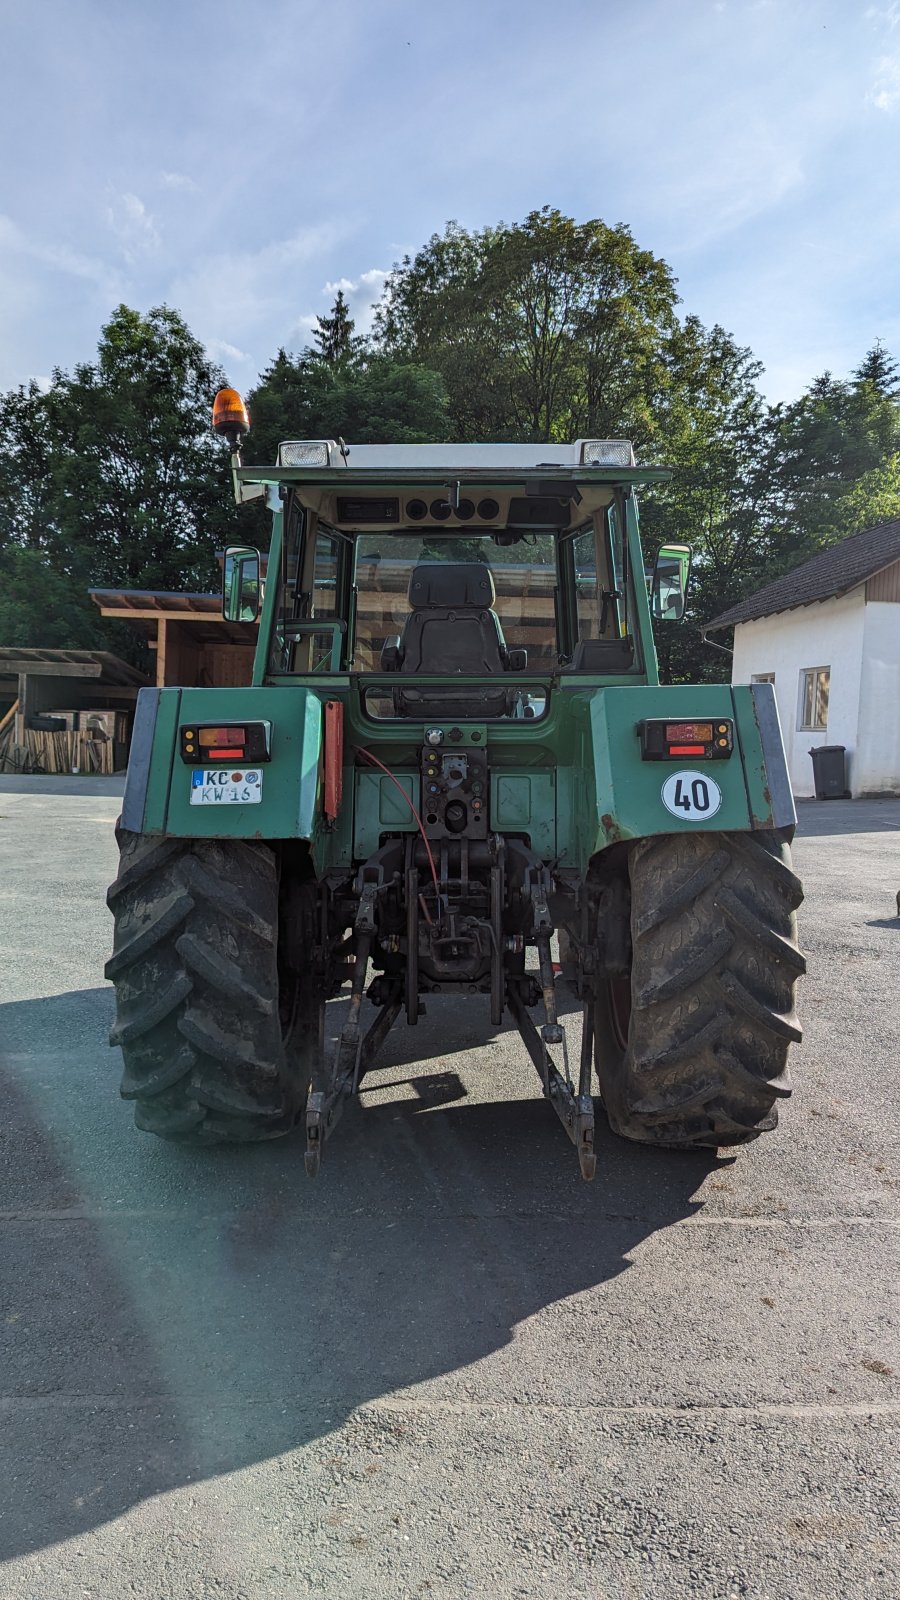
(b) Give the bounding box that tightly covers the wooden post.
[15,673,27,743]
[156,617,167,687]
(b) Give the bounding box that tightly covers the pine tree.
[313,290,359,369]
[853,340,900,399]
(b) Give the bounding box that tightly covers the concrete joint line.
[2,1395,899,1419]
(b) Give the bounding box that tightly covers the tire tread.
[595,827,804,1149]
[106,831,309,1145]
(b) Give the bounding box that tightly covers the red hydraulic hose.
[354,746,441,912]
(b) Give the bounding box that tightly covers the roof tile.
[705,518,900,632]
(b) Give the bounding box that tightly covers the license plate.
[190,768,263,805]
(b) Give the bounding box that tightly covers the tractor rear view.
[106,398,803,1177]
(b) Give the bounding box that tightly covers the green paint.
[129,459,791,873]
[138,677,779,872]
[586,685,754,851]
[353,770,417,858]
[161,685,322,841]
[252,505,282,686]
[625,494,659,687]
[491,772,556,854]
[143,689,182,832]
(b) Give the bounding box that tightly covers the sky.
[0,0,898,406]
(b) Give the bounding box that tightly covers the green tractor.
[105,393,804,1178]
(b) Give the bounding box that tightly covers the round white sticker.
[661,769,722,820]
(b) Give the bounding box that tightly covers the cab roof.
[236,438,672,485]
[233,440,672,533]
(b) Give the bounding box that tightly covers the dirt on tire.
[594,827,805,1148]
[105,831,311,1144]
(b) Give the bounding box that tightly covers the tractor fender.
[582,681,795,857]
[121,684,328,845]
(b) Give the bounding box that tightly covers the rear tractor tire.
[593,828,805,1149]
[105,831,318,1144]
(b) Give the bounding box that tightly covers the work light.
[277,440,333,467]
[579,440,636,467]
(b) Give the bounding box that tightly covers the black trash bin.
[810,744,849,799]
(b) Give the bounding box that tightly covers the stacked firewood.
[0,705,116,774]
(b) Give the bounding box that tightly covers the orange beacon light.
[212,387,250,448]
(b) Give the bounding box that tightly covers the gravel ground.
[0,776,898,1598]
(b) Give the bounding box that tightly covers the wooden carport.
[0,648,149,772]
[89,590,258,688]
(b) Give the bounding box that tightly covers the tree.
[0,378,109,649]
[245,350,450,468]
[375,208,679,444]
[640,317,779,682]
[43,304,236,594]
[0,305,239,650]
[0,545,110,649]
[853,340,900,400]
[0,380,56,555]
[835,453,900,533]
[767,362,900,564]
[312,290,361,370]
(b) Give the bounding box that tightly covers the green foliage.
[763,367,900,573]
[0,545,109,649]
[853,340,900,399]
[0,380,56,554]
[312,290,362,370]
[839,454,900,533]
[246,350,450,464]
[639,334,900,681]
[0,305,240,649]
[45,304,236,591]
[376,208,679,443]
[1,211,899,690]
[639,318,780,682]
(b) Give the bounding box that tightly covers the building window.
[751,672,775,684]
[798,667,830,731]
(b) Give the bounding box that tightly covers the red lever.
[323,701,344,821]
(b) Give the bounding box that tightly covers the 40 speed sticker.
[661,769,722,820]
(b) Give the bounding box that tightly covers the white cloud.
[658,139,806,256]
[206,337,251,363]
[868,53,900,108]
[318,266,388,335]
[0,212,121,298]
[105,190,160,260]
[170,224,344,362]
[323,267,388,298]
[866,2,900,29]
[159,170,199,192]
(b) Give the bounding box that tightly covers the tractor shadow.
[0,985,718,1562]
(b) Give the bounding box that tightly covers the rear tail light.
[637,718,733,761]
[180,721,272,763]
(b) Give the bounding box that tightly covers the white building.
[706,519,900,799]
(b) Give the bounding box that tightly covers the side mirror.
[223,545,261,622]
[651,543,691,622]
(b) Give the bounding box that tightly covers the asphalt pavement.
[0,776,898,1599]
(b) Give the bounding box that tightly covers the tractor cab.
[223,438,683,711]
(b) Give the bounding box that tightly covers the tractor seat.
[381,562,526,719]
